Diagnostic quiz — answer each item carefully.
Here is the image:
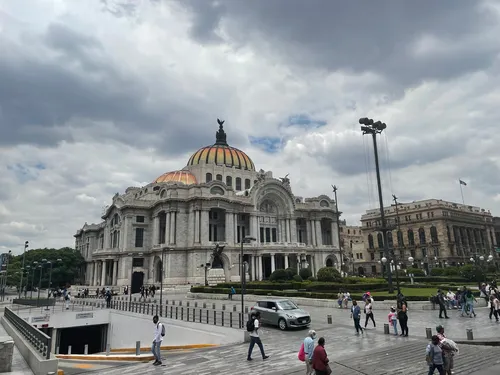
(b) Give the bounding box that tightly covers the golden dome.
[153,170,197,185]
[187,119,255,171]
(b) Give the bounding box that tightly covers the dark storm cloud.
[0,22,218,155]
[179,0,499,86]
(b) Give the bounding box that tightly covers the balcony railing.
[4,306,51,359]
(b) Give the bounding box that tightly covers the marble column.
[170,212,176,244]
[112,260,118,285]
[309,220,316,246]
[92,262,97,286]
[152,216,158,246]
[315,220,323,246]
[286,220,291,243]
[225,212,234,244]
[284,254,289,269]
[121,216,129,251]
[311,256,316,277]
[164,212,170,245]
[104,228,110,249]
[331,220,339,248]
[233,213,238,243]
[200,210,210,244]
[252,255,256,281]
[290,219,297,243]
[253,216,260,244]
[100,260,106,286]
[257,255,263,281]
[194,210,200,244]
[277,220,283,242]
[271,253,276,272]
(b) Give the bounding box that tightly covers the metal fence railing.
[4,306,51,359]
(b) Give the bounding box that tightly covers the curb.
[455,340,500,347]
[110,344,218,353]
[55,354,154,362]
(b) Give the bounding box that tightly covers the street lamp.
[36,259,48,306]
[46,259,62,299]
[360,117,394,293]
[488,254,494,261]
[240,236,256,328]
[30,261,38,299]
[332,185,343,274]
[159,248,169,314]
[198,263,211,286]
[18,241,29,298]
[479,255,485,262]
[470,257,475,263]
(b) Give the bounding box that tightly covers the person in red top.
[312,337,331,375]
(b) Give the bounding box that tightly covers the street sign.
[496,247,500,253]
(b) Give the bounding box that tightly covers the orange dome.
[186,119,255,171]
[153,170,197,185]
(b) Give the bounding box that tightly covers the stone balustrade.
[0,336,14,372]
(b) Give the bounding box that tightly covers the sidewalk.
[0,315,33,375]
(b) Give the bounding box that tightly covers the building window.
[136,216,145,223]
[408,230,415,246]
[216,174,223,181]
[272,228,277,242]
[206,173,212,182]
[260,227,264,243]
[359,253,363,259]
[418,228,426,245]
[265,228,271,243]
[430,226,438,243]
[397,230,404,247]
[377,233,384,248]
[132,258,144,267]
[226,176,232,187]
[370,253,375,261]
[235,177,242,191]
[245,179,251,190]
[135,228,144,247]
[387,232,393,248]
[368,234,374,249]
[356,253,360,259]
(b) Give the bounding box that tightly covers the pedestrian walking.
[398,300,409,336]
[464,290,477,318]
[364,298,376,328]
[436,325,458,375]
[426,335,445,375]
[246,311,269,361]
[491,295,500,322]
[312,337,331,375]
[105,289,112,308]
[388,307,398,335]
[151,315,165,366]
[303,330,316,375]
[437,290,449,319]
[228,286,235,300]
[350,300,363,335]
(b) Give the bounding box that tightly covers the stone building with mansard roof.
[74,120,341,291]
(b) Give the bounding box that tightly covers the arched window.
[226,176,232,187]
[368,234,374,249]
[206,173,212,182]
[377,233,384,248]
[430,226,438,243]
[216,174,223,181]
[245,178,251,190]
[418,227,426,245]
[387,232,393,248]
[235,177,242,191]
[408,229,415,246]
[397,230,404,247]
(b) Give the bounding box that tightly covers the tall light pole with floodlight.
[240,236,256,328]
[332,185,344,274]
[360,117,394,293]
[18,241,29,298]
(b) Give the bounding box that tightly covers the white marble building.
[75,120,341,291]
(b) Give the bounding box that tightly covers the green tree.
[459,264,485,282]
[316,267,342,282]
[6,247,85,290]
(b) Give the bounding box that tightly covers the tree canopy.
[3,247,85,290]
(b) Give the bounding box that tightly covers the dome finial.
[215,118,228,145]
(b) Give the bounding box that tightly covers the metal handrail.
[4,306,52,359]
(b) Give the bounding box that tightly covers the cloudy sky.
[2,0,500,254]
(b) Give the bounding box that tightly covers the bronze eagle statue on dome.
[217,118,225,127]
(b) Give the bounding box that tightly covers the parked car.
[249,299,311,331]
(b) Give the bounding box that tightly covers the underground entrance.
[57,324,108,354]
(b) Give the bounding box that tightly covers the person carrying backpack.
[152,315,165,366]
[426,335,444,375]
[246,311,269,361]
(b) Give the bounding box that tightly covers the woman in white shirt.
[364,298,376,328]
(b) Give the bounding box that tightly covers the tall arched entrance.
[131,272,144,293]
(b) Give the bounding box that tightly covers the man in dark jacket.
[437,289,449,319]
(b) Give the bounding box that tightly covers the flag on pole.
[459,179,467,186]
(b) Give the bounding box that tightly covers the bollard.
[179,301,183,306]
[222,304,226,311]
[426,328,432,339]
[135,341,141,356]
[327,315,332,324]
[203,303,207,309]
[106,344,110,356]
[233,305,237,312]
[230,312,233,327]
[383,324,389,335]
[172,300,176,306]
[212,303,216,310]
[84,344,88,355]
[56,347,60,355]
[187,301,190,307]
[195,302,198,308]
[466,328,474,340]
[68,345,72,355]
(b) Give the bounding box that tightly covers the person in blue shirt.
[351,300,363,335]
[303,330,316,375]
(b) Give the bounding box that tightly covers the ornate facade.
[360,199,499,275]
[75,121,340,290]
